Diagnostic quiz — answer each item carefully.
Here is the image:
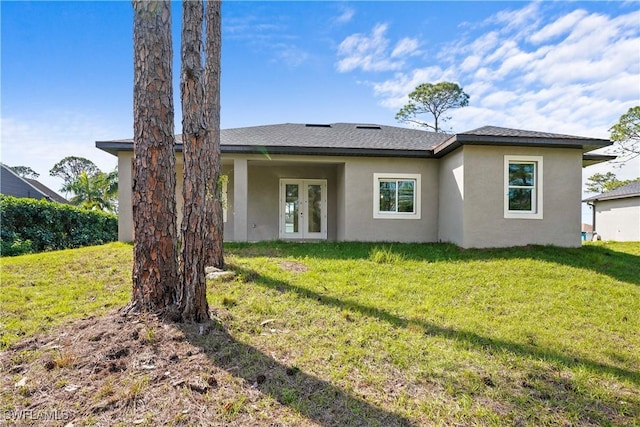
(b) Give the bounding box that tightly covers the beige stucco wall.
[595,197,640,241]
[438,148,464,245]
[340,157,440,242]
[336,163,347,241]
[117,152,134,242]
[244,161,339,241]
[222,154,438,243]
[115,145,584,247]
[460,145,582,248]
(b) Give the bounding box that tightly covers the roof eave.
[582,154,616,167]
[222,145,433,158]
[583,193,640,202]
[96,141,434,158]
[433,135,612,158]
[96,141,135,156]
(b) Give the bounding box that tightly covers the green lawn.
[1,241,639,425]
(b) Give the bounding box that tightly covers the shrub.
[0,195,117,256]
[0,230,32,256]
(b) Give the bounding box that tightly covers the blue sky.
[2,1,639,222]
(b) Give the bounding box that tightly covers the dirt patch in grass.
[279,261,309,273]
[0,311,314,426]
[0,310,410,426]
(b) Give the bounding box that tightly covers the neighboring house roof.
[96,123,611,161]
[582,223,593,232]
[0,164,68,203]
[583,181,640,202]
[24,178,69,204]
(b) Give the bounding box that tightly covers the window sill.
[504,212,543,220]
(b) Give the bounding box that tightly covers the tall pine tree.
[179,0,210,321]
[130,0,179,316]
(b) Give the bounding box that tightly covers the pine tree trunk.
[130,0,179,317]
[178,0,210,322]
[204,0,224,269]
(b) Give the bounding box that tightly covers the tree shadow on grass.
[226,241,640,287]
[177,321,413,427]
[230,265,639,388]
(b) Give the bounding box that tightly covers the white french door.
[279,179,327,239]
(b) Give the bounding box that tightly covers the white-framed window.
[373,173,421,219]
[504,155,543,219]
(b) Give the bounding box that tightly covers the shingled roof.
[583,181,640,202]
[24,178,69,204]
[434,125,611,156]
[460,126,606,140]
[96,123,611,159]
[0,164,68,203]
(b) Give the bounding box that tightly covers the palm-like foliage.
[62,170,118,213]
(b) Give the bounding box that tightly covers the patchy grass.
[0,242,131,348]
[1,241,639,426]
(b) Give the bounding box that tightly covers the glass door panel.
[284,183,299,235]
[280,179,326,239]
[307,184,322,234]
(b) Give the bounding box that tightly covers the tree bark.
[204,0,224,269]
[178,0,210,322]
[130,0,179,316]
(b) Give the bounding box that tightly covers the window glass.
[508,188,532,211]
[504,156,543,219]
[507,161,536,213]
[508,163,535,186]
[397,180,415,212]
[379,181,397,212]
[373,173,421,219]
[378,179,415,213]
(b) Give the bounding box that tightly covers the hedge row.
[0,195,118,256]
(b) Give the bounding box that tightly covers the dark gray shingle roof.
[434,125,611,156]
[24,178,68,204]
[219,123,449,151]
[0,164,67,203]
[96,122,611,158]
[461,126,606,141]
[584,181,640,202]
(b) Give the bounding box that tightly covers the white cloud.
[1,112,120,193]
[368,2,639,143]
[273,44,310,68]
[391,37,420,58]
[335,5,355,24]
[372,66,452,108]
[528,9,588,44]
[336,23,401,72]
[489,1,542,40]
[460,55,481,73]
[224,13,310,68]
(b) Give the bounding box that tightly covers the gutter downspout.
[587,201,596,238]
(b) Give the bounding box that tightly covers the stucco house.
[0,164,68,204]
[583,181,640,241]
[96,123,611,248]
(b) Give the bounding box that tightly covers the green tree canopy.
[586,171,640,194]
[395,82,469,133]
[610,106,640,163]
[49,156,100,189]
[8,165,39,179]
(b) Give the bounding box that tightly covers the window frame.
[373,173,421,219]
[504,155,543,220]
